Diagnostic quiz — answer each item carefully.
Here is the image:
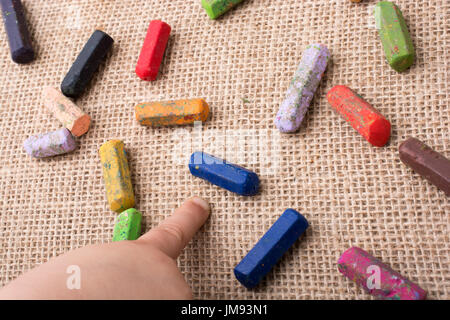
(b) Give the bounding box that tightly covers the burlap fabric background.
[0,0,448,299]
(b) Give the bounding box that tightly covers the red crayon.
[135,20,171,81]
[327,85,391,147]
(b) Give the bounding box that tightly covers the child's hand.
[0,197,210,299]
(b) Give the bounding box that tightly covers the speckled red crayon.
[135,20,171,81]
[327,85,391,147]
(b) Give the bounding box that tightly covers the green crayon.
[201,0,245,19]
[112,208,142,242]
[375,1,415,72]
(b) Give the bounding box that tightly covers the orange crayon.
[42,87,91,137]
[135,99,209,127]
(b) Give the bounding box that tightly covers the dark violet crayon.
[1,0,34,63]
[399,137,450,196]
[61,30,114,99]
[234,209,309,288]
[189,151,259,196]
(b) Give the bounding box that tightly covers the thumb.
[138,197,210,259]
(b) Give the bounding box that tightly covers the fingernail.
[191,196,210,213]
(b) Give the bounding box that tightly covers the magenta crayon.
[338,247,427,300]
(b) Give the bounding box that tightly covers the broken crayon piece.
[338,247,427,300]
[112,208,142,242]
[135,20,171,81]
[201,0,245,19]
[0,0,34,63]
[99,140,135,213]
[189,151,259,196]
[375,1,415,72]
[234,209,309,288]
[24,128,77,158]
[135,99,209,127]
[399,137,450,196]
[61,30,114,99]
[275,44,330,133]
[327,85,391,147]
[42,87,91,137]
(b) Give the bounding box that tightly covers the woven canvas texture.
[0,0,448,299]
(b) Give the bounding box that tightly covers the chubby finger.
[139,197,210,259]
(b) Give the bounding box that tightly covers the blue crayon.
[234,209,309,288]
[189,151,260,196]
[0,0,34,63]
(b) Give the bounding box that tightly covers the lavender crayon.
[24,128,77,158]
[275,44,330,133]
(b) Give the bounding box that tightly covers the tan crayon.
[42,87,91,137]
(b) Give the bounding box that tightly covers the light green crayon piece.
[112,208,142,242]
[201,0,245,19]
[374,1,415,72]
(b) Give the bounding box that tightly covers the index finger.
[138,197,210,259]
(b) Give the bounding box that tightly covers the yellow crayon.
[135,98,209,127]
[99,140,135,213]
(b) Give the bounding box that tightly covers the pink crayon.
[338,247,427,300]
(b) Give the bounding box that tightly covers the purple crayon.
[275,44,330,133]
[338,247,427,300]
[24,128,77,158]
[0,0,34,63]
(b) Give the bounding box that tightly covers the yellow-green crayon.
[375,2,415,72]
[112,208,142,241]
[201,0,245,19]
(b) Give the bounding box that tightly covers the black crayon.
[61,30,114,99]
[1,0,34,64]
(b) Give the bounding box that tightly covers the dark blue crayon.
[189,151,259,196]
[234,209,309,288]
[61,30,114,99]
[1,0,34,63]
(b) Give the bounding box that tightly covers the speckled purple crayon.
[338,247,427,300]
[24,128,77,158]
[0,0,34,63]
[275,44,330,133]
